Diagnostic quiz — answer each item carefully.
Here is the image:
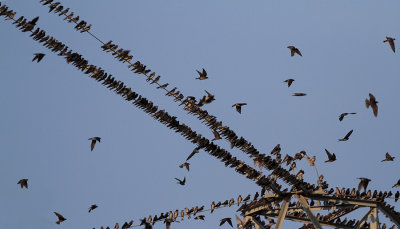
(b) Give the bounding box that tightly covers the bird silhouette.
[393,179,400,188]
[194,215,205,220]
[382,152,395,162]
[211,201,215,213]
[179,162,190,171]
[365,93,378,117]
[232,103,247,114]
[305,155,316,166]
[198,90,215,106]
[284,79,295,87]
[32,53,45,63]
[54,212,66,224]
[157,83,168,89]
[88,137,101,151]
[175,177,186,185]
[383,36,396,53]
[292,93,307,96]
[88,204,98,213]
[220,217,233,227]
[324,149,336,162]
[17,179,28,189]
[339,112,356,121]
[357,177,371,192]
[195,68,208,80]
[186,146,200,161]
[338,129,353,141]
[212,130,221,141]
[287,46,302,56]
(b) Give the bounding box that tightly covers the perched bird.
[292,93,307,96]
[175,177,186,186]
[212,130,221,141]
[81,24,92,33]
[88,137,101,151]
[383,36,396,53]
[287,46,302,56]
[242,194,251,202]
[32,53,45,63]
[232,103,247,114]
[305,155,316,166]
[220,217,233,227]
[150,76,160,85]
[17,179,28,189]
[196,68,208,80]
[284,79,295,87]
[339,112,356,122]
[393,179,400,188]
[54,212,66,224]
[382,152,395,162]
[179,162,190,171]
[157,83,169,89]
[194,215,205,220]
[88,204,98,213]
[324,149,336,163]
[211,201,215,213]
[186,146,200,161]
[365,93,378,117]
[338,129,353,141]
[357,177,371,192]
[237,195,242,206]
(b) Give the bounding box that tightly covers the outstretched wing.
[344,129,353,139]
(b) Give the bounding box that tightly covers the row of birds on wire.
[4,2,400,228]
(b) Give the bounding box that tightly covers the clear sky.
[1,1,400,228]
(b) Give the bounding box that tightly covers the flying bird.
[338,129,353,141]
[179,162,190,171]
[175,177,186,186]
[292,93,307,96]
[382,152,395,162]
[194,215,205,220]
[232,103,247,114]
[235,215,249,229]
[186,146,200,161]
[88,204,98,213]
[393,179,400,188]
[54,212,66,224]
[305,155,316,166]
[357,177,371,192]
[284,79,295,87]
[220,217,233,227]
[17,179,28,189]
[383,36,396,53]
[88,137,101,151]
[196,68,208,80]
[324,149,336,162]
[198,90,215,106]
[287,46,302,56]
[339,112,356,122]
[365,93,378,117]
[212,130,221,141]
[32,53,45,63]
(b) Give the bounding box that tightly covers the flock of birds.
[2,0,400,228]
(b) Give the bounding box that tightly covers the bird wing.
[369,93,376,102]
[365,98,371,108]
[325,149,332,159]
[235,215,243,228]
[54,212,64,219]
[388,39,396,52]
[371,103,378,117]
[236,106,241,114]
[213,130,220,139]
[174,178,182,183]
[186,149,198,161]
[184,163,190,171]
[202,68,207,76]
[339,113,345,121]
[344,129,353,139]
[91,140,96,151]
[227,218,233,227]
[183,177,186,184]
[290,49,295,56]
[288,80,293,87]
[295,49,302,56]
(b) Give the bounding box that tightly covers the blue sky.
[1,1,400,228]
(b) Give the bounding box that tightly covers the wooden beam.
[295,195,323,229]
[275,198,289,229]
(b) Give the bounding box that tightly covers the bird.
[150,76,160,84]
[54,212,66,224]
[220,217,233,227]
[305,155,316,166]
[365,93,378,117]
[382,152,395,162]
[179,162,190,171]
[393,179,400,188]
[157,83,169,89]
[232,103,247,114]
[243,194,251,202]
[88,204,98,213]
[237,195,242,206]
[198,90,215,106]
[32,53,45,63]
[292,93,306,96]
[194,215,205,220]
[357,177,371,192]
[175,177,186,186]
[339,112,356,122]
[211,201,215,213]
[88,137,101,151]
[195,68,208,80]
[17,179,28,189]
[338,129,353,141]
[383,36,396,53]
[284,79,295,87]
[186,146,200,161]
[212,130,221,141]
[235,215,248,229]
[287,46,302,56]
[324,149,336,162]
